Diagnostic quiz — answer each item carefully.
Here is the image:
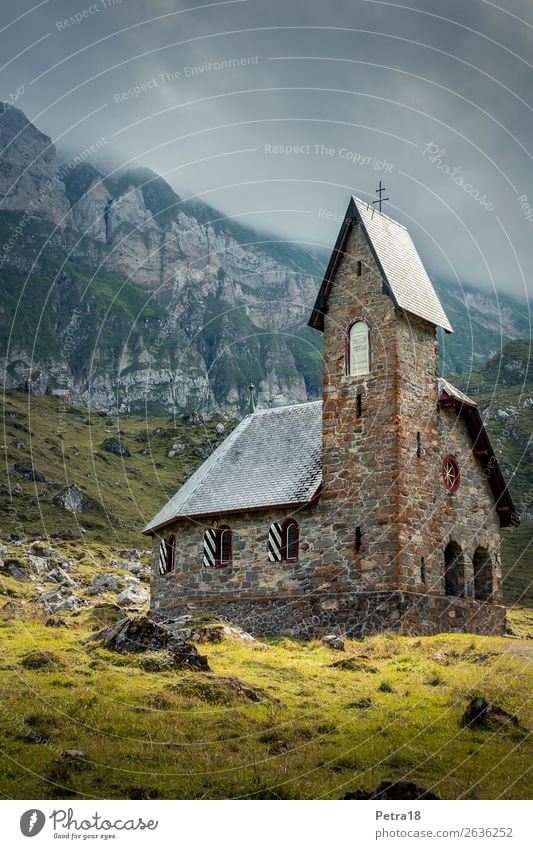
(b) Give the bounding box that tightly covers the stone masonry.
[148,209,509,637]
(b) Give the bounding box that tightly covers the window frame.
[345,319,371,377]
[281,518,299,563]
[215,524,232,568]
[442,454,461,493]
[165,534,176,573]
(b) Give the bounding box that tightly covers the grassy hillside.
[0,388,230,545]
[0,560,531,800]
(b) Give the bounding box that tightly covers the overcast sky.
[2,0,533,303]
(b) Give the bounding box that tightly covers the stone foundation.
[152,590,506,638]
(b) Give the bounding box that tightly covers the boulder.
[86,615,210,671]
[462,697,518,728]
[13,463,46,482]
[28,555,48,575]
[116,585,149,607]
[1,556,33,582]
[321,634,345,651]
[345,781,440,800]
[102,438,130,458]
[53,485,87,513]
[215,423,226,435]
[29,541,62,560]
[86,572,123,596]
[36,587,88,613]
[45,567,78,588]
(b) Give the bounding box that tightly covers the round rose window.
[442,455,460,492]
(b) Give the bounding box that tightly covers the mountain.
[0,103,529,415]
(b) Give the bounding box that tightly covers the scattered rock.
[29,541,62,560]
[50,530,77,540]
[116,585,149,607]
[193,445,213,460]
[87,615,210,671]
[102,438,131,458]
[28,555,48,575]
[321,634,345,651]
[62,749,85,760]
[180,411,205,426]
[1,557,32,582]
[53,484,87,513]
[13,463,46,482]
[45,567,78,588]
[215,423,226,436]
[45,616,69,627]
[86,572,124,595]
[345,781,440,800]
[462,697,519,729]
[119,549,142,560]
[36,587,88,613]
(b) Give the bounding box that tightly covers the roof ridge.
[352,195,408,230]
[253,399,322,415]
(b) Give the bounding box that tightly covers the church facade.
[143,196,518,637]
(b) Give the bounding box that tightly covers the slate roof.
[144,379,518,532]
[309,196,453,333]
[143,401,322,533]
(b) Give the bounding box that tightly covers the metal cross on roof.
[372,180,389,212]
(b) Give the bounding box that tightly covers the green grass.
[0,594,530,800]
[0,388,232,545]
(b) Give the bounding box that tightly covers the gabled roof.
[438,378,518,527]
[309,196,453,333]
[144,381,517,533]
[142,402,322,533]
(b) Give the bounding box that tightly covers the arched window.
[282,519,299,562]
[444,541,465,597]
[347,321,370,377]
[203,526,232,568]
[165,534,176,573]
[473,546,493,602]
[158,534,175,574]
[268,519,299,562]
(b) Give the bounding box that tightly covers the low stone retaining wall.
[151,590,506,637]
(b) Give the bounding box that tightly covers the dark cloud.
[2,0,532,302]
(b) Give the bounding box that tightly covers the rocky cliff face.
[0,108,321,415]
[0,103,69,225]
[0,105,529,416]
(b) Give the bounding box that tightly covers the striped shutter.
[158,539,167,575]
[203,529,217,567]
[268,522,282,561]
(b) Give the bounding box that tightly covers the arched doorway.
[473,546,493,602]
[444,541,465,597]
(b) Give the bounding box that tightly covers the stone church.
[143,196,518,637]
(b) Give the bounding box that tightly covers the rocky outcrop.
[0,104,70,225]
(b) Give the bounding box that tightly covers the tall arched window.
[473,546,493,602]
[217,525,232,566]
[158,535,175,574]
[444,541,465,597]
[203,526,232,567]
[282,519,299,562]
[165,534,176,573]
[347,321,370,377]
[268,519,299,562]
